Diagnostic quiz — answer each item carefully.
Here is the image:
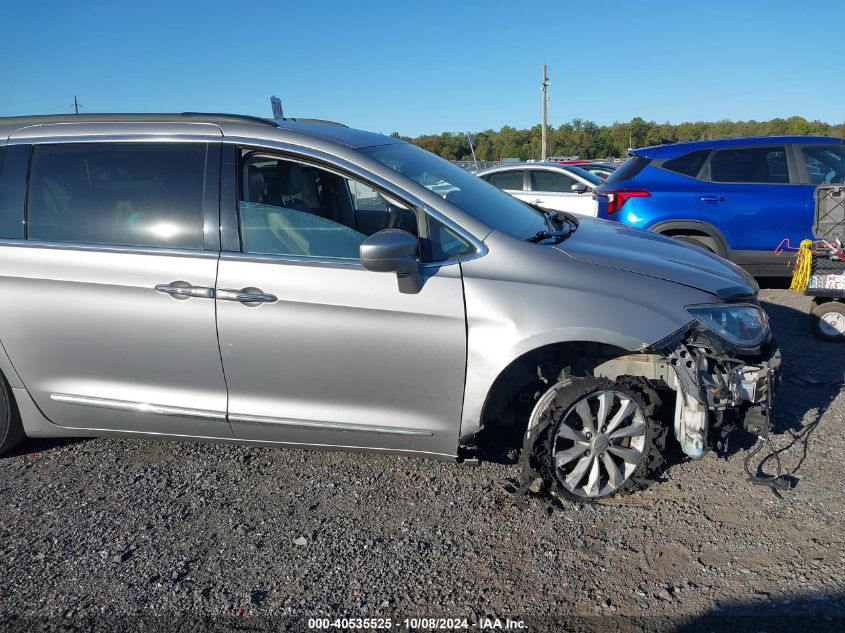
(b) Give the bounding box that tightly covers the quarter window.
[485,170,524,191]
[662,149,709,177]
[531,170,577,192]
[27,143,208,249]
[799,145,845,184]
[709,147,789,184]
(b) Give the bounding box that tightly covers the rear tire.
[0,373,25,455]
[810,301,845,343]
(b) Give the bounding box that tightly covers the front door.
[0,136,231,437]
[216,151,468,457]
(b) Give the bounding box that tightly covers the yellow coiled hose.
[790,239,814,292]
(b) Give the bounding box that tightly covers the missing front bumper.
[596,335,781,460]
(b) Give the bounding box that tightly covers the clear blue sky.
[1,0,842,136]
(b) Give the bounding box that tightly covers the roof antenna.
[70,95,83,114]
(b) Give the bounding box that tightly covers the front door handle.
[700,196,725,203]
[217,287,278,305]
[155,281,215,300]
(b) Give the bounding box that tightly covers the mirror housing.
[570,182,589,194]
[360,229,422,293]
[360,229,419,274]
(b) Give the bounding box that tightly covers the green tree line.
[392,116,845,162]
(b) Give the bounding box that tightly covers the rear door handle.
[700,196,725,203]
[155,281,215,300]
[217,287,277,305]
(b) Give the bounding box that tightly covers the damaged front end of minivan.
[597,313,781,461]
[513,299,780,502]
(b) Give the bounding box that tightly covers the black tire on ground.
[673,234,719,254]
[810,300,845,343]
[0,372,25,455]
[527,375,666,502]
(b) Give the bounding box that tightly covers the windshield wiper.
[526,227,575,243]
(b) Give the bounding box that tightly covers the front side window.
[709,146,789,184]
[27,143,208,249]
[239,154,473,263]
[799,145,845,184]
[531,170,577,192]
[485,170,524,191]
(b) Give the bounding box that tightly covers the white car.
[476,163,604,217]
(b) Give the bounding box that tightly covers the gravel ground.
[1,289,843,632]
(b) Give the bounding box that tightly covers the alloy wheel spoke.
[585,454,601,497]
[609,421,645,440]
[565,453,593,489]
[608,444,643,464]
[557,423,588,443]
[602,453,624,489]
[554,442,590,468]
[605,397,635,434]
[596,391,613,428]
[574,399,597,435]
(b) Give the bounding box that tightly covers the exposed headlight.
[686,304,769,349]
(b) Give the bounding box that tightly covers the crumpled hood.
[553,218,756,298]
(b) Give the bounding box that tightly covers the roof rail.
[277,117,348,128]
[179,112,278,126]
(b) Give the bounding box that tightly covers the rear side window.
[27,143,209,249]
[604,155,651,185]
[531,170,576,192]
[0,146,27,239]
[485,170,524,191]
[662,149,709,177]
[709,147,789,184]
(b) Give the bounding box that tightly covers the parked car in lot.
[0,113,779,500]
[568,161,616,180]
[595,136,845,277]
[476,163,604,216]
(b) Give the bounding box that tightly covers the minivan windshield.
[360,142,548,239]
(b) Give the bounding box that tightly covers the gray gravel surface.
[1,289,843,632]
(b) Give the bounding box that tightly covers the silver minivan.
[0,114,779,500]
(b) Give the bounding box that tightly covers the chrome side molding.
[228,413,433,436]
[49,393,227,422]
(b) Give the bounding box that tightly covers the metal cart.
[793,185,845,343]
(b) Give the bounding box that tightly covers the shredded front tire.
[519,376,666,502]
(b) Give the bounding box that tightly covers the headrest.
[277,162,304,196]
[247,167,265,202]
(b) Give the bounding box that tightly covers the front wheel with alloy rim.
[810,300,845,343]
[528,376,666,501]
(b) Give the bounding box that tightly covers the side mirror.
[360,229,423,294]
[570,182,590,194]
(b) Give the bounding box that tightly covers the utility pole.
[73,96,80,114]
[540,64,549,161]
[466,132,479,171]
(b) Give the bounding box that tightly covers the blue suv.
[595,136,845,276]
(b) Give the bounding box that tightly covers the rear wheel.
[810,301,845,343]
[0,373,25,455]
[528,376,666,501]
